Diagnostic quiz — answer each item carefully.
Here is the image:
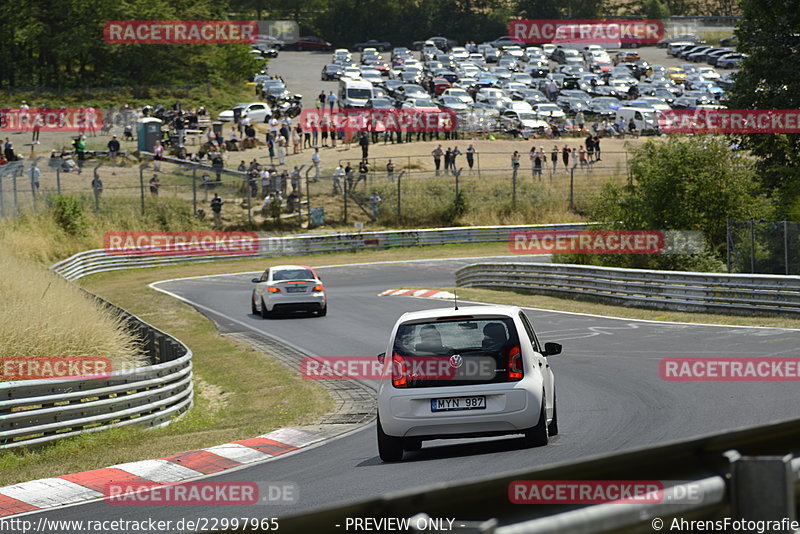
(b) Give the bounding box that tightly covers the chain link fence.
[727,219,800,275]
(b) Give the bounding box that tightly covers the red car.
[291,36,332,51]
[431,77,452,95]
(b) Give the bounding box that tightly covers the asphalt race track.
[18,256,800,532]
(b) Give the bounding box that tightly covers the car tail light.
[508,345,523,381]
[268,286,280,293]
[313,284,324,291]
[392,353,407,388]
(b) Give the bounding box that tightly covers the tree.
[643,0,670,20]
[726,0,800,215]
[564,137,772,271]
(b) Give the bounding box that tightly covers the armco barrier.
[0,293,192,450]
[456,262,800,316]
[51,224,592,281]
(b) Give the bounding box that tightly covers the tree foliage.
[726,0,800,216]
[0,0,259,89]
[565,137,772,271]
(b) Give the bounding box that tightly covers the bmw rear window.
[273,269,315,281]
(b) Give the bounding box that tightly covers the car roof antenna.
[453,289,459,311]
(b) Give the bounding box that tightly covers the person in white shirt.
[332,164,345,194]
[311,148,321,181]
[276,135,287,165]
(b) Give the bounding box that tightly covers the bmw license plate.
[431,396,486,412]
[286,287,305,293]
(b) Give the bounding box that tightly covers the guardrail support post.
[730,453,796,527]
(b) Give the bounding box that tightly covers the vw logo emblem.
[449,354,463,368]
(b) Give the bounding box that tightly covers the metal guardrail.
[50,224,592,281]
[275,416,800,534]
[0,293,193,450]
[456,262,800,316]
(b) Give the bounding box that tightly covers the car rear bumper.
[378,383,542,438]
[265,293,325,312]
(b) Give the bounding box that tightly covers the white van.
[338,78,374,108]
[616,106,658,134]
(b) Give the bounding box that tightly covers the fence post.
[93,162,104,213]
[139,163,147,216]
[455,167,462,199]
[512,166,517,209]
[304,167,312,228]
[343,171,348,224]
[56,165,61,195]
[246,171,252,227]
[12,167,18,216]
[749,219,755,274]
[569,168,575,211]
[730,454,796,525]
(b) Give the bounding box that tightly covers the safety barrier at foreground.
[0,293,193,450]
[271,416,800,534]
[456,262,800,316]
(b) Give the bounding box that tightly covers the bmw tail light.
[392,353,407,388]
[313,284,324,291]
[508,345,523,381]
[268,286,280,293]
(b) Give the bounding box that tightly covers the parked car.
[354,39,391,52]
[290,36,332,51]
[218,102,271,123]
[321,64,344,81]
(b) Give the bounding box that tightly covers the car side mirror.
[377,352,386,364]
[251,278,260,283]
[543,342,561,356]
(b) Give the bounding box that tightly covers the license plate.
[286,287,305,293]
[431,396,486,412]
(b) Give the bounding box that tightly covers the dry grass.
[0,253,145,368]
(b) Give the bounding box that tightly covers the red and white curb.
[379,288,456,299]
[0,428,320,517]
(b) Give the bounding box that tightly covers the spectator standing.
[530,147,543,178]
[293,125,303,154]
[260,167,271,197]
[585,134,595,162]
[344,161,353,190]
[551,146,558,173]
[451,146,462,172]
[386,159,395,181]
[152,140,164,171]
[327,91,337,112]
[576,110,585,131]
[321,119,329,147]
[332,164,345,194]
[355,159,368,188]
[466,144,476,172]
[431,145,443,175]
[311,148,321,181]
[29,164,40,194]
[444,147,452,175]
[579,146,589,170]
[561,145,570,170]
[318,91,326,109]
[210,193,224,229]
[31,109,43,144]
[593,136,602,161]
[107,135,120,164]
[149,174,161,196]
[276,135,287,165]
[91,174,103,206]
[369,191,382,221]
[511,150,520,172]
[359,133,369,159]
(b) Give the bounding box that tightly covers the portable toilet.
[137,117,163,153]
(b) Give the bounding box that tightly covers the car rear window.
[273,268,315,281]
[391,316,521,388]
